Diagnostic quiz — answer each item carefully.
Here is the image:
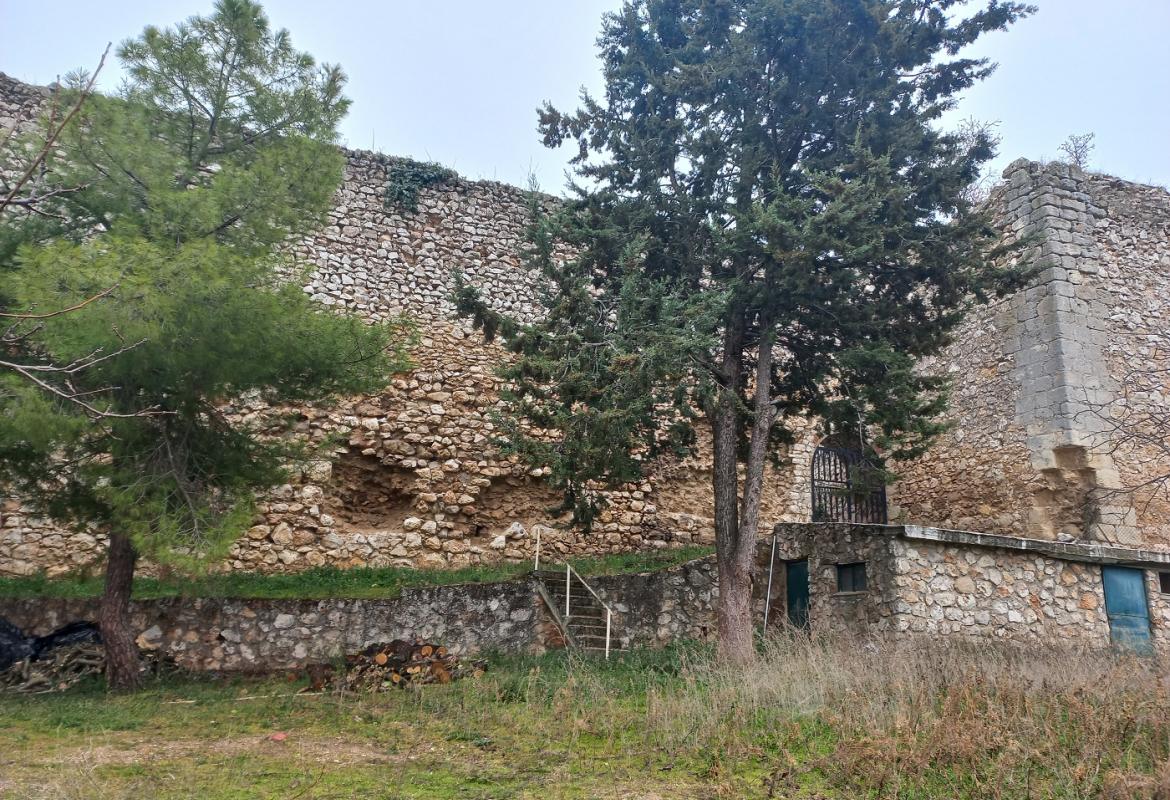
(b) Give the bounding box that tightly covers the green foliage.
[383,158,458,212]
[458,0,1035,525]
[0,546,713,600]
[0,0,407,568]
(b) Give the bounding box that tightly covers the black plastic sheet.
[0,618,101,671]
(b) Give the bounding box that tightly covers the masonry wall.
[889,538,1113,644]
[4,527,1166,668]
[1092,175,1170,543]
[0,581,542,672]
[0,561,724,669]
[768,523,1169,652]
[6,69,1170,578]
[889,161,1170,549]
[0,73,799,577]
[764,523,902,637]
[1147,571,1170,653]
[591,557,719,648]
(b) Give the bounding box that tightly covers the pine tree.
[0,0,406,688]
[458,0,1033,660]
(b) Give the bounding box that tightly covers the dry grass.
[645,632,1170,798]
[1,637,1168,798]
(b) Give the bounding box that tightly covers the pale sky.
[2,1,1168,193]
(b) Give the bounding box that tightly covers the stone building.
[762,522,1170,653]
[888,159,1170,550]
[3,70,1170,642]
[771,160,1170,653]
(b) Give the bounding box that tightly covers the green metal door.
[786,560,810,629]
[1102,566,1152,652]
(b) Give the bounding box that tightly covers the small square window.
[1159,572,1170,595]
[837,562,867,593]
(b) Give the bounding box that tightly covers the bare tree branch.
[0,44,109,213]
[0,48,170,420]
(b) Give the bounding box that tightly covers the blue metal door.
[1102,566,1152,652]
[786,560,810,629]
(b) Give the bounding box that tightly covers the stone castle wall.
[4,70,1170,579]
[0,74,799,577]
[889,160,1170,549]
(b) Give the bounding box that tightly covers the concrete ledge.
[901,525,1170,570]
[771,522,1170,570]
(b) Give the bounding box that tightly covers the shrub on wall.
[384,159,457,212]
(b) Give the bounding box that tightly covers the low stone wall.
[0,561,724,670]
[0,579,541,671]
[592,557,719,649]
[4,524,1168,671]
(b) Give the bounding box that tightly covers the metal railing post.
[605,609,611,660]
[763,533,778,631]
[565,564,571,619]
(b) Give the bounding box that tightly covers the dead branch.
[0,45,109,213]
[0,284,118,320]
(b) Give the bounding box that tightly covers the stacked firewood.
[0,643,106,693]
[337,639,486,691]
[0,644,172,694]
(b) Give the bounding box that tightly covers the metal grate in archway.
[810,446,888,524]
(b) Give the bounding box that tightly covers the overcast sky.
[2,1,1167,193]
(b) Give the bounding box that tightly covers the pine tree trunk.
[100,532,142,691]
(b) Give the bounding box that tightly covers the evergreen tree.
[0,0,406,688]
[458,0,1033,660]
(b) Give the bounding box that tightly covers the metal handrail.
[533,579,575,648]
[564,563,614,660]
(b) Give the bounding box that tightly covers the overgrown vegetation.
[0,546,713,600]
[0,636,1165,799]
[383,158,458,211]
[1059,132,1097,169]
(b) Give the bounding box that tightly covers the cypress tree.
[457,0,1034,659]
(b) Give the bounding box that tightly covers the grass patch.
[1,638,1167,799]
[0,545,713,601]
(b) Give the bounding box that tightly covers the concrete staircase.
[534,568,623,657]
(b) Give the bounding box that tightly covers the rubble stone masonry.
[769,523,1170,651]
[0,74,797,576]
[3,72,1170,579]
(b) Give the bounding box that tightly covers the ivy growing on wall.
[384,159,457,212]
